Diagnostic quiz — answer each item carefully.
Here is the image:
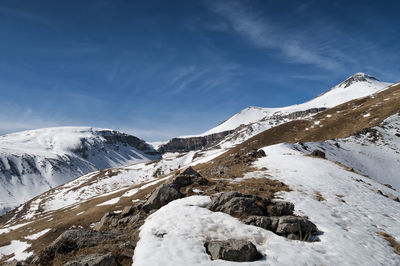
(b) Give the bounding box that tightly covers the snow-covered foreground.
[133,144,400,265]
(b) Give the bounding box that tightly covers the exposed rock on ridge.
[157,130,233,153]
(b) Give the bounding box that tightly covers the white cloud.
[210,1,341,70]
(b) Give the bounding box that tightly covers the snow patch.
[25,228,50,240]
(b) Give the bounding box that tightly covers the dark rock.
[275,216,318,238]
[118,213,142,225]
[311,149,325,159]
[95,212,119,231]
[142,184,183,212]
[247,149,266,159]
[34,229,116,265]
[157,130,233,153]
[207,191,270,217]
[205,239,262,262]
[287,234,299,240]
[267,201,294,216]
[63,252,117,266]
[243,216,279,231]
[121,205,136,217]
[172,166,209,189]
[243,215,317,240]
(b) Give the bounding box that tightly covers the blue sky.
[0,0,399,140]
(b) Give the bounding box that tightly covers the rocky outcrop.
[31,229,117,265]
[98,130,158,155]
[244,215,318,240]
[172,166,209,189]
[208,191,318,241]
[63,252,117,266]
[207,191,270,217]
[157,130,233,153]
[142,184,183,212]
[205,239,262,262]
[268,108,327,121]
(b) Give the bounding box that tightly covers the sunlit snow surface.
[133,144,400,266]
[295,113,400,190]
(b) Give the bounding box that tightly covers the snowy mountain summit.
[202,72,391,136]
[337,72,380,88]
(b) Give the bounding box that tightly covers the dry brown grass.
[0,174,169,265]
[203,84,400,167]
[378,231,400,256]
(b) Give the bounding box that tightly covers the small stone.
[205,239,262,262]
[311,149,325,158]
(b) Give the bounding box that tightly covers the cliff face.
[71,130,159,158]
[157,130,233,153]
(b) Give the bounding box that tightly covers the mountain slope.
[293,113,400,190]
[0,75,399,265]
[0,127,159,214]
[202,73,391,136]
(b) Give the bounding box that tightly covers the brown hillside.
[202,82,400,167]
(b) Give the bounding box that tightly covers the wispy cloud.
[0,5,55,28]
[168,63,239,94]
[209,1,342,70]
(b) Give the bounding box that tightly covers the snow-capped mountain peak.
[337,72,379,88]
[201,73,392,135]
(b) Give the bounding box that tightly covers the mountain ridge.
[0,127,159,214]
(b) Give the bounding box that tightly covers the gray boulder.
[95,212,118,231]
[205,239,262,262]
[172,166,209,189]
[63,252,117,266]
[275,215,318,238]
[243,215,317,240]
[243,216,279,231]
[207,191,269,217]
[267,201,294,216]
[142,184,183,212]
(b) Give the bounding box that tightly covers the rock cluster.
[30,229,117,265]
[207,191,318,240]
